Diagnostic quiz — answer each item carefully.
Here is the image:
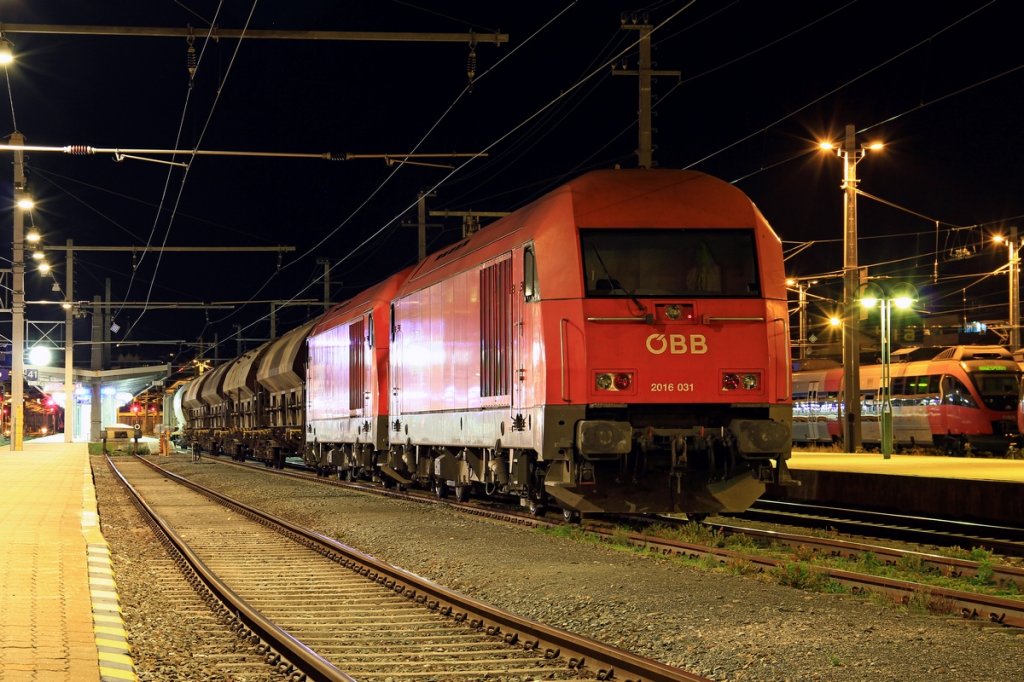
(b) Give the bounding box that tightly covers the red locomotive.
[182,168,794,517]
[793,345,1020,454]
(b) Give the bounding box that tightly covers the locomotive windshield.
[580,228,759,297]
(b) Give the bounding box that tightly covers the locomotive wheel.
[453,484,469,503]
[433,479,449,499]
[562,508,580,523]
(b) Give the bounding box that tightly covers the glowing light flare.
[16,197,34,210]
[892,296,915,310]
[27,346,52,366]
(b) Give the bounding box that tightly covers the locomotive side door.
[390,302,402,428]
[511,248,526,429]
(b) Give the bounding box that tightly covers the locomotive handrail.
[701,315,765,322]
[560,318,570,402]
[585,315,653,323]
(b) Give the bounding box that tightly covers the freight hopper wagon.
[182,319,318,468]
[794,345,1020,454]
[383,169,793,517]
[181,360,231,455]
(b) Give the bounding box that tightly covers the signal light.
[613,373,632,390]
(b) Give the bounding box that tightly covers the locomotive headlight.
[664,304,682,320]
[722,373,740,391]
[742,373,760,390]
[595,372,634,391]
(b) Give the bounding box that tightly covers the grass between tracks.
[536,522,1021,618]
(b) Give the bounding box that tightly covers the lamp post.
[11,131,27,451]
[993,228,1019,350]
[860,282,917,459]
[820,125,884,453]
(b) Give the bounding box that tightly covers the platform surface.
[0,439,135,682]
[789,450,1024,482]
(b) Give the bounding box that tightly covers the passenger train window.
[940,376,977,408]
[367,313,374,349]
[579,228,759,298]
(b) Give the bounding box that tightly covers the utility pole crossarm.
[0,23,508,45]
[614,21,680,170]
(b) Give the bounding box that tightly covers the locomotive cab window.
[524,244,539,302]
[580,228,759,297]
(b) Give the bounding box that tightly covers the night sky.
[2,1,1021,370]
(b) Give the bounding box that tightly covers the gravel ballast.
[96,455,1024,681]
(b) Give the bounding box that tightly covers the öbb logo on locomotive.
[644,333,708,355]
[178,169,794,520]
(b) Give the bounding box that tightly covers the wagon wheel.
[453,484,469,503]
[433,479,449,499]
[562,508,580,524]
[687,513,709,524]
[527,497,546,517]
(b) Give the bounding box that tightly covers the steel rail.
[135,454,709,682]
[105,455,354,682]
[188,454,1024,628]
[707,519,1024,588]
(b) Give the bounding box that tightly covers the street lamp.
[820,124,884,453]
[859,281,917,459]
[992,229,1020,350]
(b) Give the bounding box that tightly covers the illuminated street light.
[26,229,40,243]
[820,124,884,453]
[860,281,918,460]
[38,261,51,273]
[16,197,34,210]
[992,229,1020,349]
[28,345,53,366]
[0,38,13,66]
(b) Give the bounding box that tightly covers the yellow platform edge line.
[84,458,138,682]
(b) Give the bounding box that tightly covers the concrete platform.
[767,451,1024,525]
[0,439,137,681]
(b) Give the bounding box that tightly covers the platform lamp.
[820,125,884,453]
[859,281,917,459]
[992,229,1020,351]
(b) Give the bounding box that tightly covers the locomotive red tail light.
[595,372,634,391]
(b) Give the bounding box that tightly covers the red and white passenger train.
[180,169,794,517]
[793,345,1020,454]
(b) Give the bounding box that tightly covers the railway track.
[734,499,1024,557]
[186,452,1024,628]
[108,454,707,681]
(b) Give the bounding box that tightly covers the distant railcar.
[183,168,794,517]
[794,345,1020,454]
[304,268,414,479]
